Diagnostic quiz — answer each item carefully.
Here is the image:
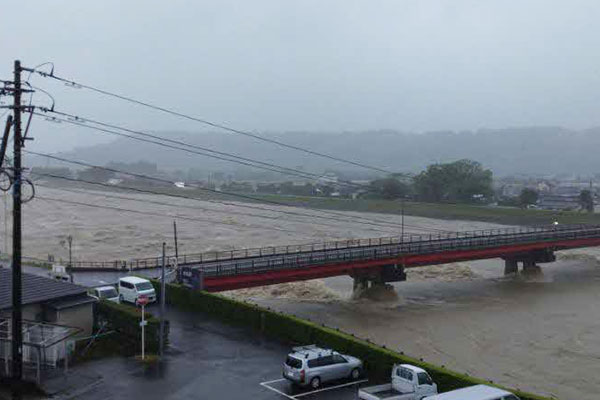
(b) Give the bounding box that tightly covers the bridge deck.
[185,224,600,291]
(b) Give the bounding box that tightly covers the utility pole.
[173,220,178,260]
[159,242,166,358]
[11,59,23,397]
[401,196,405,241]
[67,235,73,282]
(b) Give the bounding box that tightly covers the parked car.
[48,264,70,281]
[118,276,156,305]
[422,385,520,400]
[89,285,120,303]
[282,345,362,389]
[359,364,437,400]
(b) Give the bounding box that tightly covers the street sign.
[137,295,150,306]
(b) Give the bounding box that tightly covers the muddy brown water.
[13,186,600,399]
[250,255,600,400]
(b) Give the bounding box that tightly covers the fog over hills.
[34,127,600,178]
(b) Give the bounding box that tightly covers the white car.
[359,364,437,400]
[89,286,120,303]
[423,385,520,400]
[118,276,156,306]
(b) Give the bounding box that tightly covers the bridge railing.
[62,223,598,271]
[195,224,600,278]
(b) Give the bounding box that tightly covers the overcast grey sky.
[2,0,600,152]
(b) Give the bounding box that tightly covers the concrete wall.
[54,304,94,336]
[1,303,94,336]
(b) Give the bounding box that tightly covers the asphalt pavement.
[52,305,365,400]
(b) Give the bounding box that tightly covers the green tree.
[519,188,538,208]
[579,189,594,213]
[413,159,493,203]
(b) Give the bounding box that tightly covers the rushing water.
[17,191,600,400]
[251,255,600,400]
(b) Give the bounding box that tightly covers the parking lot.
[58,304,368,399]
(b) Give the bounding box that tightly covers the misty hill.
[33,126,600,178]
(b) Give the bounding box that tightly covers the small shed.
[0,268,96,335]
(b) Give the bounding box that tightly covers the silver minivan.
[283,345,363,389]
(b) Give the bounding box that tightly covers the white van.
[118,276,156,305]
[423,385,520,400]
[90,285,120,303]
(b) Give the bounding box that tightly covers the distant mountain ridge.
[30,126,600,177]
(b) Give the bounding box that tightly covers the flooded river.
[15,186,600,399]
[249,254,600,400]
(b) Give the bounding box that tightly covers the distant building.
[538,194,581,211]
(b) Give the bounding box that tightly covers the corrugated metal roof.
[0,267,88,310]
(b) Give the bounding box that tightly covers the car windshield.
[285,356,302,369]
[99,288,118,298]
[135,282,153,291]
[417,372,433,385]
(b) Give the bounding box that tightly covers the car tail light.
[300,370,305,383]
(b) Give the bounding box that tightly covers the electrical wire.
[34,194,298,234]
[31,170,414,233]
[31,68,393,174]
[25,148,450,234]
[25,151,453,234]
[34,110,373,191]
[34,183,393,234]
[34,111,357,186]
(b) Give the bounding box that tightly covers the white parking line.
[260,378,368,399]
[292,379,368,398]
[262,378,287,386]
[260,381,296,400]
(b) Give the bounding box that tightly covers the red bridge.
[177,224,600,292]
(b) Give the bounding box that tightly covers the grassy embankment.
[248,194,600,226]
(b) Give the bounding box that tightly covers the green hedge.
[96,300,169,354]
[159,282,552,400]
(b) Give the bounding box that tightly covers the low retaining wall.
[157,282,552,400]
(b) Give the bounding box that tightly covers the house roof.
[0,267,88,310]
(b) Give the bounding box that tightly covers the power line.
[34,195,300,234]
[25,151,453,234]
[30,68,393,174]
[34,183,391,234]
[31,170,410,233]
[34,111,366,189]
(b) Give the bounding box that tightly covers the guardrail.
[54,224,600,271]
[194,224,600,278]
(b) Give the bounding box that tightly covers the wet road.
[60,305,365,400]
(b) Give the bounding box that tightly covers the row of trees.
[368,159,493,203]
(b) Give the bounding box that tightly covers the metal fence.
[62,224,600,272]
[193,224,600,278]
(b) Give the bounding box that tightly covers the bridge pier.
[504,258,519,275]
[522,258,541,274]
[351,264,405,300]
[502,249,555,275]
